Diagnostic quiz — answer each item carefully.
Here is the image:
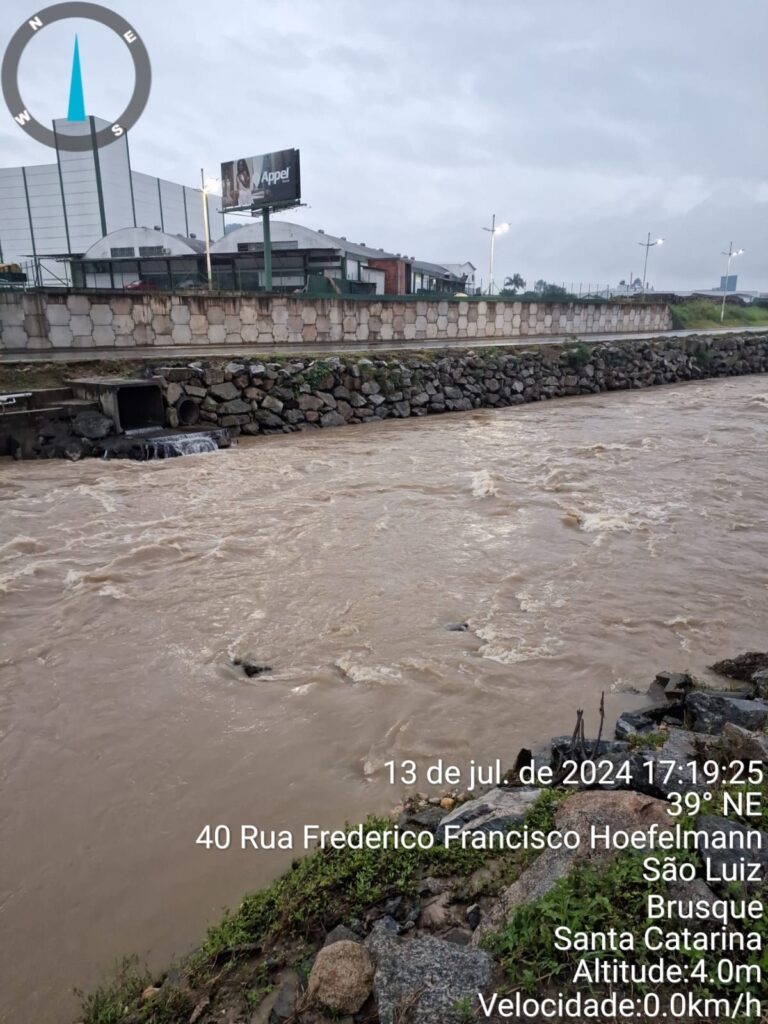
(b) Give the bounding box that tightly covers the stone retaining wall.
[153,333,768,436]
[0,290,672,353]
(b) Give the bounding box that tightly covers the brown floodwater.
[1,376,766,1021]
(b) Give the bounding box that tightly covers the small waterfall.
[144,433,219,459]
[102,428,230,460]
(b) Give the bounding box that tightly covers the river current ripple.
[0,376,766,1020]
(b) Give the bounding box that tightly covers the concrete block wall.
[0,290,673,354]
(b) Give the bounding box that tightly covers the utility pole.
[638,233,664,296]
[720,242,743,322]
[482,215,509,295]
[487,213,496,295]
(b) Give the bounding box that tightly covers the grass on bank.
[486,777,768,1007]
[196,794,563,969]
[76,769,768,1023]
[671,299,768,331]
[79,793,563,1023]
[485,850,768,1003]
[76,958,193,1024]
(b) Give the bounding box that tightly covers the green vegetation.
[194,816,493,972]
[671,299,768,330]
[452,993,476,1021]
[77,958,192,1024]
[500,273,526,296]
[0,358,150,391]
[190,793,560,976]
[304,359,333,389]
[626,729,667,751]
[485,850,767,1002]
[243,962,274,1007]
[561,341,591,370]
[80,791,565,1021]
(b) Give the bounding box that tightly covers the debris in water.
[232,657,273,678]
[444,622,469,632]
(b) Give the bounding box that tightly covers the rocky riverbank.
[153,332,768,438]
[78,652,768,1024]
[7,331,768,459]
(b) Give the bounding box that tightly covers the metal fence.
[3,258,664,305]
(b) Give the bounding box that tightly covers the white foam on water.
[474,621,564,664]
[516,582,567,613]
[0,536,47,558]
[477,635,564,664]
[561,500,679,534]
[335,653,403,685]
[72,484,118,514]
[0,561,38,592]
[470,470,498,498]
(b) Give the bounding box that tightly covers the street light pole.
[482,215,509,295]
[638,232,664,296]
[488,213,496,295]
[720,242,744,323]
[200,168,213,291]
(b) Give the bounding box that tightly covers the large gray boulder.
[436,787,540,843]
[696,816,768,890]
[209,381,240,401]
[365,919,491,1024]
[642,728,703,798]
[710,652,768,683]
[686,692,768,733]
[651,670,696,701]
[752,669,768,699]
[72,410,113,440]
[473,790,672,942]
[722,722,768,762]
[320,411,346,428]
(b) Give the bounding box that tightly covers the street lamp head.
[203,176,220,194]
[495,222,510,235]
[655,238,664,246]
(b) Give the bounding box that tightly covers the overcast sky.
[3,0,766,290]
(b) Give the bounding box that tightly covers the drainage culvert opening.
[116,384,165,431]
[177,398,201,426]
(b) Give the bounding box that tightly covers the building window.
[110,246,135,257]
[237,242,259,253]
[139,246,165,257]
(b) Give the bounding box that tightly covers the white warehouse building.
[0,115,223,286]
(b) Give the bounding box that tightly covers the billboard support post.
[263,206,272,292]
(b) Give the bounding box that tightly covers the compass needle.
[3,4,150,152]
[67,35,86,122]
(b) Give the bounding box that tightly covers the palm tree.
[503,273,526,294]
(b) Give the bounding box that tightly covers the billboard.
[220,148,301,211]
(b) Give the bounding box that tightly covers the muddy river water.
[1,376,766,1021]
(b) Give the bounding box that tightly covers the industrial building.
[0,115,472,296]
[0,115,223,287]
[70,220,472,295]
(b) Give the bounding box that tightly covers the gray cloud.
[2,0,766,289]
